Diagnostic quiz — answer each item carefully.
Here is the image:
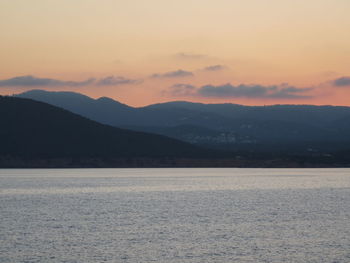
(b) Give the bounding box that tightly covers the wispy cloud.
[201,65,227,72]
[96,76,141,86]
[0,75,95,87]
[174,52,207,60]
[0,75,140,87]
[151,70,194,79]
[165,83,313,99]
[333,76,350,87]
[164,84,196,96]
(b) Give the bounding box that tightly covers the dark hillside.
[0,96,210,159]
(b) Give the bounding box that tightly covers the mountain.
[3,94,350,167]
[0,96,213,163]
[16,90,350,153]
[145,100,350,125]
[16,90,134,125]
[16,90,235,128]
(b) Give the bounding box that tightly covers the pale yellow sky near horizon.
[1,0,350,106]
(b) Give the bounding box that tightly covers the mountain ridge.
[15,89,350,153]
[0,96,214,160]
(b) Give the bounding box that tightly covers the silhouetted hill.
[16,90,236,128]
[2,95,350,167]
[0,96,211,160]
[141,101,350,131]
[16,90,350,153]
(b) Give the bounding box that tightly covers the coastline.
[1,157,350,168]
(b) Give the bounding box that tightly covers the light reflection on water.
[0,168,350,262]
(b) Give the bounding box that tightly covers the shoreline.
[1,157,350,169]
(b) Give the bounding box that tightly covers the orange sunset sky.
[1,0,350,106]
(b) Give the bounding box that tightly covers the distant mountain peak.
[97,96,126,104]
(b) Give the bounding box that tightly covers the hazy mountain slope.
[16,90,233,128]
[145,101,350,126]
[0,96,209,159]
[15,90,350,150]
[16,90,135,125]
[17,90,350,128]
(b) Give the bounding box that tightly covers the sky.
[1,0,350,106]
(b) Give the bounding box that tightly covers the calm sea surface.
[0,168,350,263]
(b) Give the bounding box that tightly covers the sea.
[0,168,349,263]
